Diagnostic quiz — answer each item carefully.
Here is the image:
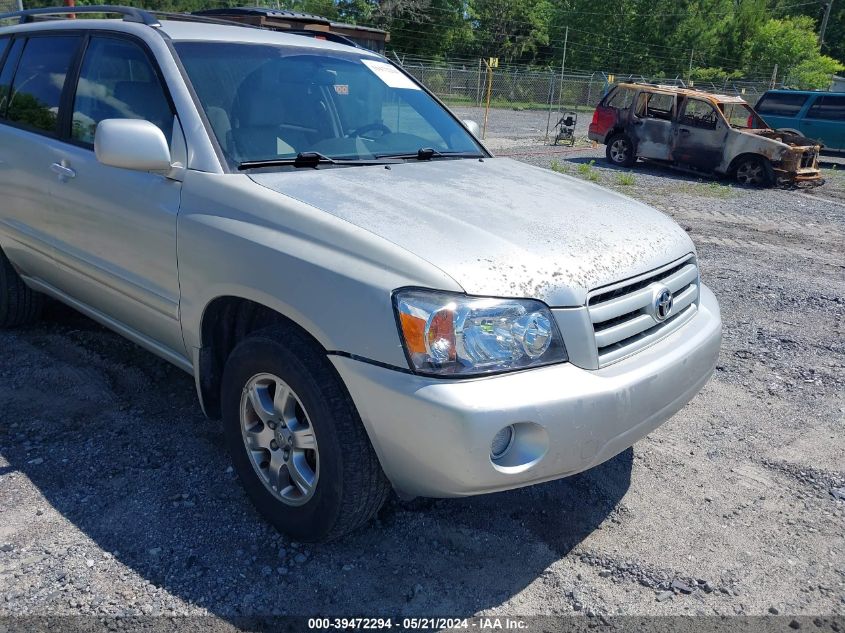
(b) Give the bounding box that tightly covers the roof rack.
[0,5,363,48]
[0,5,160,26]
[0,4,362,48]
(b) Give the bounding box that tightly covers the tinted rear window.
[755,92,808,116]
[806,95,845,121]
[0,38,23,116]
[7,35,81,134]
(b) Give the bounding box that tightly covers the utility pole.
[687,48,694,85]
[560,26,569,83]
[554,26,569,123]
[820,0,833,48]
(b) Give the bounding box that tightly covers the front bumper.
[332,285,721,498]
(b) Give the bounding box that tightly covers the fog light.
[491,425,514,459]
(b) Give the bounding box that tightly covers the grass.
[550,158,601,182]
[550,159,568,174]
[677,180,736,199]
[616,172,636,186]
[577,160,600,182]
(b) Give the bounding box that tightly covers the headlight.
[393,289,568,376]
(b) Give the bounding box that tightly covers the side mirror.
[94,119,171,172]
[462,119,481,137]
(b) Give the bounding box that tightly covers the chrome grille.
[588,255,699,366]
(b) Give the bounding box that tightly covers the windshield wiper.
[238,152,400,170]
[376,148,485,161]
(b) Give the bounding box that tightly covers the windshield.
[718,102,768,130]
[174,42,483,167]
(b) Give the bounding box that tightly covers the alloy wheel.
[736,160,765,185]
[609,138,630,164]
[239,373,319,506]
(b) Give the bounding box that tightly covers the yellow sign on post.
[607,74,615,84]
[482,57,498,139]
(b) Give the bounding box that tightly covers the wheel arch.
[195,295,328,419]
[604,127,628,145]
[727,151,773,175]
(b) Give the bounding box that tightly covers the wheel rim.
[736,160,764,185]
[240,373,319,506]
[610,138,629,163]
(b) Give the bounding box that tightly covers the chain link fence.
[0,0,22,13]
[396,56,776,143]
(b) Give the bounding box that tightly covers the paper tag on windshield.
[361,60,420,90]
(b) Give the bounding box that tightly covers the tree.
[744,16,844,89]
[468,0,553,63]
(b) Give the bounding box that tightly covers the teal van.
[754,90,844,151]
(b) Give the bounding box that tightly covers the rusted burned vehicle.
[588,83,824,187]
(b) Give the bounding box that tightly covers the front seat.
[229,65,310,162]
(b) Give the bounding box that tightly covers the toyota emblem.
[653,287,673,321]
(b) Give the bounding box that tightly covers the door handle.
[679,128,691,136]
[50,162,76,181]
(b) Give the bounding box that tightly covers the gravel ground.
[0,131,843,626]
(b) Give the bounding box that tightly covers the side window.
[7,36,81,134]
[606,87,634,109]
[636,92,674,120]
[0,38,9,66]
[806,96,845,121]
[680,98,718,129]
[0,38,24,116]
[72,37,173,145]
[755,92,808,117]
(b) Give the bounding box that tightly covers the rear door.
[0,34,84,283]
[800,95,845,150]
[47,33,186,356]
[754,91,809,131]
[672,97,726,172]
[630,91,674,160]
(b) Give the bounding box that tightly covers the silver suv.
[0,7,721,541]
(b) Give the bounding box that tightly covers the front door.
[47,34,186,358]
[672,97,726,172]
[630,91,675,161]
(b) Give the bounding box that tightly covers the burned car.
[588,83,824,187]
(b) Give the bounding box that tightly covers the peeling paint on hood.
[249,157,695,306]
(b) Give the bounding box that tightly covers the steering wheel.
[346,122,392,140]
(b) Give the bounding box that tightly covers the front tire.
[734,156,773,187]
[0,248,43,328]
[605,133,636,167]
[221,324,390,542]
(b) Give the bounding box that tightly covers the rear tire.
[0,249,43,328]
[734,155,773,187]
[221,324,390,542]
[605,133,636,167]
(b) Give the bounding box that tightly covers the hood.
[746,128,819,149]
[249,158,694,306]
